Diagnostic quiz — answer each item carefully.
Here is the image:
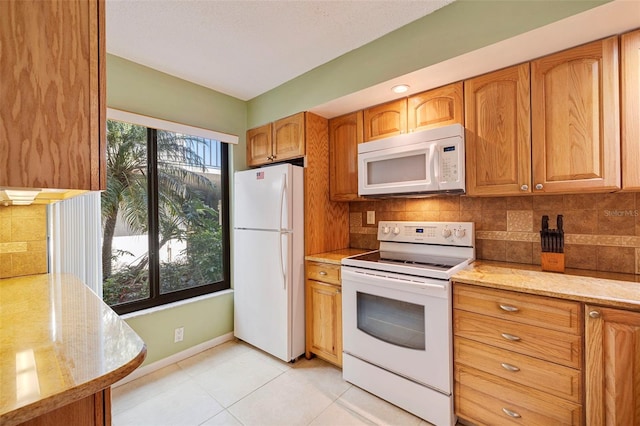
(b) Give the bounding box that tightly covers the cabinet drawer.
[453,283,581,334]
[455,337,582,403]
[306,261,341,285]
[455,365,582,426]
[454,310,582,368]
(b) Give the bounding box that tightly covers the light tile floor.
[112,340,431,426]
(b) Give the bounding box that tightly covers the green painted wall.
[106,55,243,365]
[247,0,609,127]
[107,54,248,171]
[124,292,234,365]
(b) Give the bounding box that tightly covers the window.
[102,118,230,314]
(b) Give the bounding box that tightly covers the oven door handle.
[344,269,447,292]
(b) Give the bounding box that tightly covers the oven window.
[356,292,425,350]
[366,154,427,185]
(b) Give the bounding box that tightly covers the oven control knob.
[442,228,452,238]
[454,228,466,239]
[393,226,401,235]
[382,226,390,234]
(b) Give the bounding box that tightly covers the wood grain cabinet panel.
[246,112,305,167]
[453,283,583,426]
[407,82,463,132]
[0,0,105,190]
[363,98,407,141]
[454,309,583,369]
[621,29,640,190]
[455,365,582,426]
[246,123,273,167]
[329,111,364,202]
[585,305,640,426]
[273,112,305,162]
[305,261,342,367]
[464,64,531,196]
[453,283,581,333]
[531,37,620,193]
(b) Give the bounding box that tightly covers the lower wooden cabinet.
[19,388,111,426]
[585,305,640,425]
[305,261,342,367]
[453,283,583,425]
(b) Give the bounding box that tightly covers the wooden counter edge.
[1,345,147,426]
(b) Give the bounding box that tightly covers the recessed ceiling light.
[392,84,409,94]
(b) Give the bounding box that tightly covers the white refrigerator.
[233,163,305,362]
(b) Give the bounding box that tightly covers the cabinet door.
[273,112,305,162]
[585,305,640,426]
[0,0,105,190]
[408,82,463,132]
[464,64,531,196]
[622,29,640,190]
[363,98,407,141]
[531,37,620,193]
[246,123,273,167]
[305,279,342,367]
[329,111,363,201]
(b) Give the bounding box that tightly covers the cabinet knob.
[502,408,522,419]
[535,183,544,190]
[499,304,519,312]
[520,184,528,191]
[501,333,521,342]
[501,362,520,372]
[319,271,327,276]
[589,310,601,319]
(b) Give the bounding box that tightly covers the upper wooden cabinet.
[273,112,305,162]
[0,0,106,191]
[621,29,640,190]
[329,111,364,202]
[408,82,464,132]
[585,305,640,425]
[246,123,273,167]
[465,64,531,196]
[246,112,305,167]
[531,36,621,193]
[363,98,407,142]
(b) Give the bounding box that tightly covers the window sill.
[120,288,234,320]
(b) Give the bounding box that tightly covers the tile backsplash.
[0,205,48,278]
[349,193,640,275]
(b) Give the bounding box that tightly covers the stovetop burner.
[341,221,475,280]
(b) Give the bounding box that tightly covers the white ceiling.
[106,0,454,101]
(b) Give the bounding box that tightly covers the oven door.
[342,266,452,394]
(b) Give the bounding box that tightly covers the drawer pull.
[318,271,328,276]
[589,310,601,319]
[501,333,521,342]
[499,304,519,312]
[501,362,520,372]
[502,408,522,419]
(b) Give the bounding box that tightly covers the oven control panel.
[377,221,474,247]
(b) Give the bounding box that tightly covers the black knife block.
[541,252,565,273]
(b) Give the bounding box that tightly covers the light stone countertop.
[0,273,147,426]
[305,248,373,265]
[453,261,640,311]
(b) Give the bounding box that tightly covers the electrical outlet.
[174,327,184,343]
[366,210,375,225]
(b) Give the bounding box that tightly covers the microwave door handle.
[429,144,437,185]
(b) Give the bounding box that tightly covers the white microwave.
[357,123,465,197]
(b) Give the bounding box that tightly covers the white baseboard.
[113,332,235,388]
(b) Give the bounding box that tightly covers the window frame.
[107,122,231,315]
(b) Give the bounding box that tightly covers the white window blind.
[107,108,239,144]
[48,192,103,297]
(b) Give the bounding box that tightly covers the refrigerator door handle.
[279,174,286,231]
[279,232,286,289]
